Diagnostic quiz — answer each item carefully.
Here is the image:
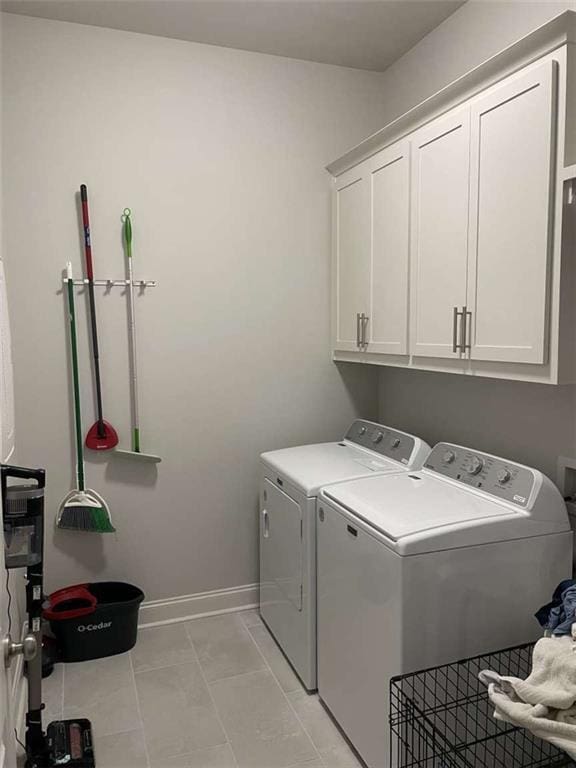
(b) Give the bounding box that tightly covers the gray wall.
[1,13,384,599]
[3,2,575,604]
[378,0,576,482]
[378,0,576,125]
[379,369,576,481]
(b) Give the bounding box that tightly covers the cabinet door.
[333,165,370,353]
[410,108,470,359]
[368,140,410,355]
[467,61,557,364]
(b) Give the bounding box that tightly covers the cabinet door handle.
[262,509,269,538]
[463,307,472,352]
[356,313,361,348]
[452,306,463,353]
[362,314,369,349]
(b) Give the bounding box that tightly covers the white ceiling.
[0,0,466,71]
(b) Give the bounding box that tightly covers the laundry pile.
[479,580,576,758]
[535,579,576,636]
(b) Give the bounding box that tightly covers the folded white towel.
[479,636,576,759]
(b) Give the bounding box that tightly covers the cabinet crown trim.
[327,10,576,177]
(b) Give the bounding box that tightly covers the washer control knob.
[391,438,401,449]
[442,450,456,464]
[464,455,484,476]
[497,468,512,485]
[358,425,367,435]
[372,431,384,444]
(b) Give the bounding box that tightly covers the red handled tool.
[43,585,97,621]
[80,184,119,450]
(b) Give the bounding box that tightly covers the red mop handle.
[80,184,94,280]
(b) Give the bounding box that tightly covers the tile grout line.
[182,622,241,768]
[180,664,269,687]
[128,651,152,768]
[89,725,146,739]
[130,658,199,675]
[241,616,325,768]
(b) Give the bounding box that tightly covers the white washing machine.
[259,420,430,690]
[317,442,573,768]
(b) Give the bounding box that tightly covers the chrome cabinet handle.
[453,307,463,353]
[463,307,472,352]
[361,314,369,349]
[460,306,467,352]
[452,306,471,354]
[262,509,269,539]
[356,313,361,348]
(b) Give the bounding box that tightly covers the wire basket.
[390,642,576,768]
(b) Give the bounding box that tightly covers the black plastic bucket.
[45,582,145,662]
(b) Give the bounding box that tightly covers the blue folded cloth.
[536,580,576,636]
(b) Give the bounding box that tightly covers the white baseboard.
[138,583,259,628]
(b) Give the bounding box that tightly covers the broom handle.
[66,263,85,492]
[80,184,105,439]
[123,209,140,452]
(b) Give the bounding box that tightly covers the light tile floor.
[35,610,365,768]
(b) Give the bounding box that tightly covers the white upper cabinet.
[333,165,370,353]
[410,109,470,360]
[467,60,557,365]
[329,12,576,384]
[368,140,410,355]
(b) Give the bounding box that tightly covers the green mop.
[57,262,116,532]
[115,208,161,462]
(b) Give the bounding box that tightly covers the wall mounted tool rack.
[61,275,161,464]
[62,279,157,289]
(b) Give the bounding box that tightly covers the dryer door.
[260,478,303,612]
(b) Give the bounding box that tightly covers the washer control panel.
[424,442,535,508]
[345,420,414,464]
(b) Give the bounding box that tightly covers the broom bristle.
[57,491,115,533]
[92,506,116,533]
[57,504,115,533]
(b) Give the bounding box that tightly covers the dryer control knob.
[372,431,384,444]
[391,438,401,449]
[442,450,456,464]
[464,455,484,476]
[358,426,367,435]
[497,468,511,485]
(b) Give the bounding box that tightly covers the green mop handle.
[123,208,132,259]
[66,262,85,491]
[122,208,140,453]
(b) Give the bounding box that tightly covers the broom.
[57,262,115,533]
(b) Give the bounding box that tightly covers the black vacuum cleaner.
[2,464,95,767]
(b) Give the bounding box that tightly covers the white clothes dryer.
[259,420,430,690]
[317,441,573,768]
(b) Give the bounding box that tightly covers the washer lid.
[323,472,513,537]
[260,442,403,496]
[320,471,568,554]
